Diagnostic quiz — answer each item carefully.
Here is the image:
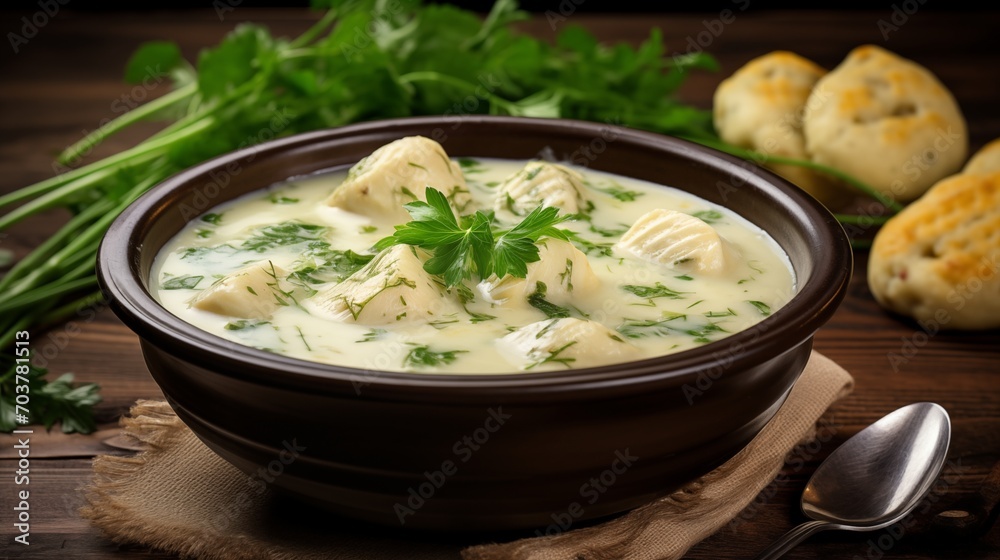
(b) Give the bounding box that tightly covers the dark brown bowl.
[97,116,851,531]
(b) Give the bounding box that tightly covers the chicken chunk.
[497,318,638,370]
[326,136,470,222]
[307,245,454,325]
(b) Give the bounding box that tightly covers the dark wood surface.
[1,8,999,559]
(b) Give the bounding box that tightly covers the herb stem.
[834,214,891,225]
[687,136,906,214]
[37,291,105,326]
[58,83,198,165]
[0,276,98,314]
[0,197,114,292]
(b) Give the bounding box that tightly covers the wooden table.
[1,8,998,559]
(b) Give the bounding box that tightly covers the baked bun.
[964,138,1000,175]
[714,52,851,208]
[804,45,968,202]
[868,172,1000,330]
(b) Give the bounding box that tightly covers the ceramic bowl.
[97,116,851,530]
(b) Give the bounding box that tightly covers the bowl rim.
[97,116,852,402]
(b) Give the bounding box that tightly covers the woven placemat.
[82,351,854,560]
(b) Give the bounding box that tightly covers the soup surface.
[153,143,795,374]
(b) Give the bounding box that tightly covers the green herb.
[747,300,771,316]
[526,341,577,369]
[404,344,466,368]
[0,360,101,434]
[622,282,687,305]
[588,223,628,238]
[684,323,728,343]
[201,213,224,225]
[616,312,686,339]
[429,316,461,329]
[565,231,614,257]
[241,221,327,252]
[674,274,693,281]
[691,210,723,224]
[558,258,574,291]
[268,194,300,204]
[181,244,238,261]
[464,307,496,323]
[458,158,485,174]
[375,187,568,287]
[360,225,378,234]
[295,326,312,351]
[224,319,270,330]
[399,186,420,202]
[161,274,204,290]
[195,229,213,239]
[289,247,375,286]
[594,183,643,202]
[527,281,572,319]
[704,308,737,318]
[357,328,387,343]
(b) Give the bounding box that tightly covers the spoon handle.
[751,520,831,560]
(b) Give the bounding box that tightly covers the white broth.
[152,148,794,374]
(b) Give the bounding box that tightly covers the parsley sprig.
[0,360,102,434]
[375,188,569,287]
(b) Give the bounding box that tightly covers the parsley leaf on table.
[0,360,102,434]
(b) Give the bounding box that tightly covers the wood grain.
[1,8,998,559]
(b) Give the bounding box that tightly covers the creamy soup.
[152,137,794,374]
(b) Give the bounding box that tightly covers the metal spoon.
[753,402,951,560]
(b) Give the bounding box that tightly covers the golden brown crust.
[804,45,968,202]
[869,172,1000,330]
[713,51,852,208]
[964,138,1000,175]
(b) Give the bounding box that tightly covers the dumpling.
[477,239,600,306]
[615,209,730,274]
[191,260,292,319]
[498,318,638,370]
[326,136,470,222]
[307,245,455,325]
[494,161,588,216]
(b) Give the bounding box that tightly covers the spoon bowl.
[754,402,951,560]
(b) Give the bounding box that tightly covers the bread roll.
[714,51,850,208]
[804,45,968,202]
[964,138,1000,175]
[868,172,1000,330]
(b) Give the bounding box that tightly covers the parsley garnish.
[375,187,569,287]
[622,282,688,305]
[201,213,223,225]
[594,183,644,202]
[403,344,466,368]
[691,210,724,224]
[357,328,387,343]
[747,300,772,316]
[527,281,572,319]
[161,274,203,290]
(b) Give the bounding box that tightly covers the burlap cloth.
[81,351,854,560]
